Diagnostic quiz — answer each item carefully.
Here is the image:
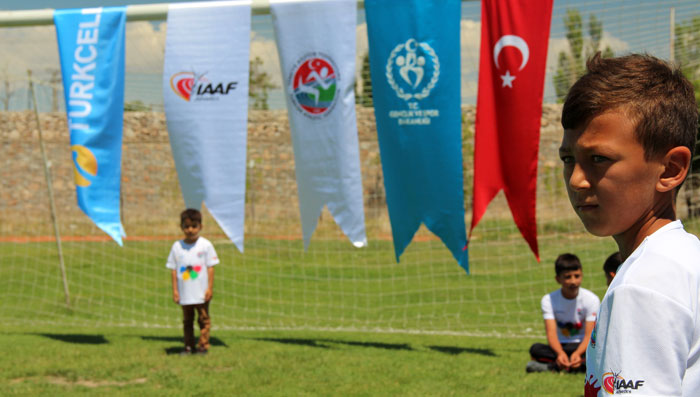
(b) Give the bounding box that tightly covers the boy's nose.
[567,163,591,191]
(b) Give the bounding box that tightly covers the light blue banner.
[54,7,126,245]
[365,0,468,272]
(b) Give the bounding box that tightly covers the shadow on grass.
[427,345,496,357]
[140,335,228,347]
[253,337,413,351]
[37,333,108,345]
[140,335,228,355]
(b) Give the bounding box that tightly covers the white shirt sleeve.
[166,243,177,270]
[206,241,220,267]
[584,291,600,323]
[541,294,554,320]
[598,285,692,395]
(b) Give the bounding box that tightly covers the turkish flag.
[471,0,553,260]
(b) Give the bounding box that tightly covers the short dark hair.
[180,208,202,225]
[555,253,582,276]
[562,53,697,161]
[603,252,622,274]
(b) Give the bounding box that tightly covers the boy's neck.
[560,288,578,300]
[183,236,199,244]
[614,198,676,260]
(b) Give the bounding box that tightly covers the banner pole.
[28,69,71,309]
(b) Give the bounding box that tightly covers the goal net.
[1,0,699,336]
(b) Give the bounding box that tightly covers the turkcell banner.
[54,7,127,245]
[163,1,251,252]
[365,0,468,271]
[271,0,367,249]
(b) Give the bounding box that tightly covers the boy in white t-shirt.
[602,252,621,286]
[527,253,600,373]
[166,208,219,355]
[560,53,700,396]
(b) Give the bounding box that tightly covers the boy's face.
[181,218,201,242]
[559,110,663,238]
[605,271,616,286]
[556,269,582,298]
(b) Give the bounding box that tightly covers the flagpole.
[28,69,71,309]
[0,0,378,27]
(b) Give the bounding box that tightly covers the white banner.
[163,1,251,252]
[271,0,367,249]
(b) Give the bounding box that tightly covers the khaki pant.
[182,301,211,350]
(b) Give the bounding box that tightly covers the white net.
[1,0,699,336]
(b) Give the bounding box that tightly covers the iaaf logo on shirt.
[602,371,645,394]
[170,71,238,102]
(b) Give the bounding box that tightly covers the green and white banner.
[271,0,367,249]
[163,0,251,252]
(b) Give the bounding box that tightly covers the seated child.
[527,253,600,373]
[166,208,219,355]
[560,53,700,395]
[602,252,621,286]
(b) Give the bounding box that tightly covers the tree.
[249,56,277,110]
[553,10,613,102]
[47,68,62,112]
[675,16,700,217]
[675,16,700,105]
[124,100,151,112]
[358,52,373,107]
[0,65,16,111]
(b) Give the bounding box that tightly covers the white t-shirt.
[166,237,219,305]
[586,220,700,396]
[541,287,600,344]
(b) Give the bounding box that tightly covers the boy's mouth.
[576,203,598,211]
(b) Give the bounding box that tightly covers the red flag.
[471,0,553,260]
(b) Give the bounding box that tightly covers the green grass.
[3,217,699,395]
[0,325,587,396]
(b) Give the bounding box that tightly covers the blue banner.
[365,0,468,272]
[54,7,126,245]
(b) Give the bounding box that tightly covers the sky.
[1,0,697,110]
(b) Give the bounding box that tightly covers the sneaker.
[196,348,208,355]
[179,347,193,356]
[526,360,551,373]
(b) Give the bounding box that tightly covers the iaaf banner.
[54,7,127,245]
[365,0,468,271]
[471,0,553,260]
[270,0,367,249]
[163,1,251,252]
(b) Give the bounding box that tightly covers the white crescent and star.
[493,35,530,89]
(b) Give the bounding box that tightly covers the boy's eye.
[591,155,609,163]
[559,155,574,165]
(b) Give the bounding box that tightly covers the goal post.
[1,0,699,337]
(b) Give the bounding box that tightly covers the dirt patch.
[10,376,147,388]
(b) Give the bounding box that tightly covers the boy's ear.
[656,146,691,193]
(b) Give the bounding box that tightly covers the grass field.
[3,217,699,395]
[0,325,588,396]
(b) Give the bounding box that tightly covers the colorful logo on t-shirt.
[585,374,602,397]
[603,371,645,394]
[557,320,583,337]
[180,265,202,281]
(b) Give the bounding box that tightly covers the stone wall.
[0,105,573,236]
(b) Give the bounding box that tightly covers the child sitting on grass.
[166,208,219,355]
[527,253,600,373]
[560,53,700,395]
[602,252,621,286]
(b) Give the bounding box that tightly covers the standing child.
[167,208,219,355]
[560,53,700,395]
[527,253,600,373]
